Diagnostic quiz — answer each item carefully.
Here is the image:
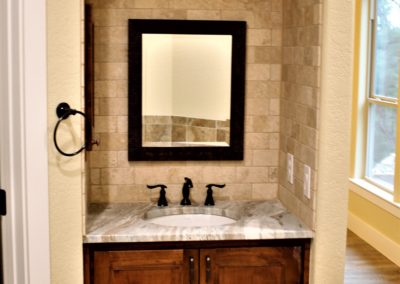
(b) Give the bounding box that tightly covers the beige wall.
[47,0,84,283]
[87,0,282,205]
[310,0,354,282]
[279,0,322,229]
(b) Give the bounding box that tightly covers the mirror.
[128,19,246,161]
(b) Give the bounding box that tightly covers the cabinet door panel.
[200,247,302,284]
[93,249,192,284]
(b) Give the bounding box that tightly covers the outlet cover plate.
[303,165,311,199]
[287,153,294,184]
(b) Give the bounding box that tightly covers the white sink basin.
[147,213,236,227]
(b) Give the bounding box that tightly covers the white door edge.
[0,0,50,283]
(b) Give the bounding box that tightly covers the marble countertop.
[84,199,313,243]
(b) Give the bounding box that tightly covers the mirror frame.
[128,19,246,161]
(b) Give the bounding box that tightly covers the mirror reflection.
[142,34,232,147]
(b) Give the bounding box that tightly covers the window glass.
[372,0,400,99]
[366,104,396,189]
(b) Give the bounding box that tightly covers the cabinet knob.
[189,256,195,284]
[205,256,211,283]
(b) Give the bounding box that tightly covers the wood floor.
[344,230,400,283]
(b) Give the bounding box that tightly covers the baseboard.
[348,212,400,267]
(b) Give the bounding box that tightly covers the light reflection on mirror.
[141,34,232,147]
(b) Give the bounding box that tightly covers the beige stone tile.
[266,116,280,132]
[95,80,128,98]
[266,81,281,98]
[254,47,282,64]
[271,11,282,28]
[299,125,317,149]
[98,98,128,115]
[245,116,268,133]
[221,10,254,26]
[92,9,153,26]
[225,183,252,200]
[271,29,282,46]
[90,169,101,185]
[152,9,187,19]
[252,150,279,166]
[246,98,270,116]
[94,44,127,63]
[125,0,171,8]
[90,151,118,168]
[268,167,278,182]
[95,63,128,80]
[94,116,117,133]
[252,183,278,200]
[299,144,316,169]
[246,64,270,80]
[236,167,269,183]
[200,167,236,183]
[117,151,130,167]
[245,133,270,149]
[271,0,282,12]
[282,47,293,64]
[96,133,128,150]
[304,46,320,67]
[270,64,281,81]
[246,81,269,98]
[89,185,115,203]
[253,10,272,28]
[268,133,279,149]
[246,46,256,63]
[95,81,116,98]
[88,0,127,9]
[269,98,280,116]
[247,29,271,46]
[169,0,222,9]
[117,116,128,133]
[293,47,304,65]
[113,185,149,202]
[134,166,197,185]
[94,27,128,45]
[101,168,135,185]
[187,10,221,20]
[313,3,323,25]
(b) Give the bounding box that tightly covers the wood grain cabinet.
[84,239,310,284]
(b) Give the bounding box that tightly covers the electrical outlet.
[287,153,294,184]
[303,165,311,199]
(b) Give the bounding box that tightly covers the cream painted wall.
[47,0,84,283]
[310,0,354,283]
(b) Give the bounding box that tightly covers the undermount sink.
[147,214,236,227]
[144,207,238,227]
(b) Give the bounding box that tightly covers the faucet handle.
[147,184,168,207]
[204,184,225,206]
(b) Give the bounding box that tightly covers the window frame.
[352,0,400,203]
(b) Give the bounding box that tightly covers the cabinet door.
[93,249,198,284]
[200,247,303,284]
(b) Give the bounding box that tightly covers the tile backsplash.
[87,0,282,206]
[279,0,322,229]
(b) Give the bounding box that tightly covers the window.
[356,0,400,202]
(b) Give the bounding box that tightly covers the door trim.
[0,0,50,283]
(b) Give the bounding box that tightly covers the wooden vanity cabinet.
[84,239,310,284]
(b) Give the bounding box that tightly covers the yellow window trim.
[351,0,400,204]
[350,178,400,218]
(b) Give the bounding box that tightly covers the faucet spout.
[180,177,193,206]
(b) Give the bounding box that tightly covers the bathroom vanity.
[83,200,312,284]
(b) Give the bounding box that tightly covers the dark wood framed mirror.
[128,19,246,161]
